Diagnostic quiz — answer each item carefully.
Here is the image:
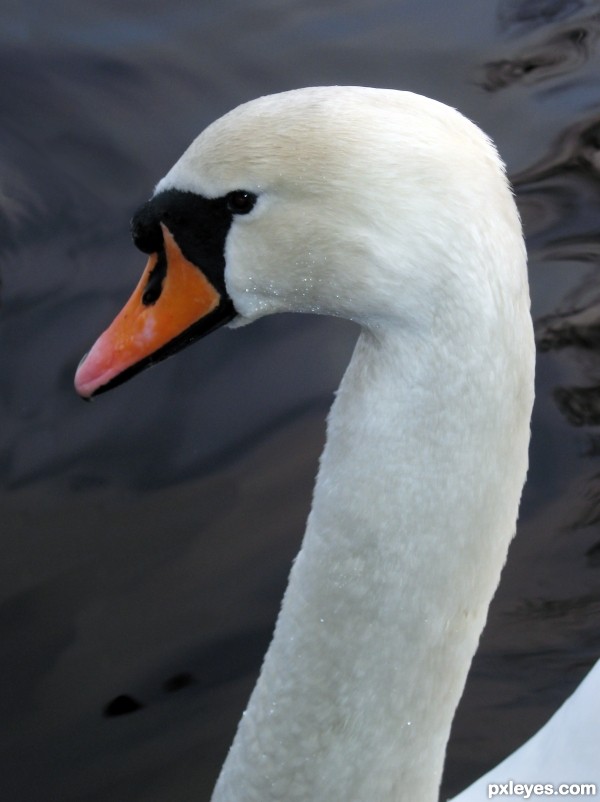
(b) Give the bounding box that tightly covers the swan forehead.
[155,86,497,201]
[157,89,360,197]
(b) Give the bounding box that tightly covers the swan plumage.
[452,659,600,800]
[75,86,541,801]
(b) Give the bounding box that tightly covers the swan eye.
[226,190,257,215]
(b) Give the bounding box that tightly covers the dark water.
[1,1,599,800]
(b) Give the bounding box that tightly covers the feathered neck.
[211,301,533,802]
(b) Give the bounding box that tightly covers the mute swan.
[75,87,536,802]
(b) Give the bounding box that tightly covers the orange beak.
[74,223,234,398]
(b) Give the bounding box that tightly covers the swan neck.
[212,318,533,802]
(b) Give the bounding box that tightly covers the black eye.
[226,190,257,215]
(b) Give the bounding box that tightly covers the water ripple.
[481,20,598,90]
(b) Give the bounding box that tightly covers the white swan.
[452,658,600,800]
[75,86,537,801]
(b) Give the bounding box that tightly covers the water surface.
[1,1,599,799]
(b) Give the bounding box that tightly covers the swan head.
[75,86,524,398]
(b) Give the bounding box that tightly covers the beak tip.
[74,368,96,400]
[74,352,92,398]
[74,342,112,399]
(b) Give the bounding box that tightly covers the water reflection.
[508,95,600,428]
[497,0,587,33]
[2,0,600,800]
[512,111,600,258]
[514,114,600,189]
[482,22,596,90]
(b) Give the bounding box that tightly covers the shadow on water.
[0,0,599,800]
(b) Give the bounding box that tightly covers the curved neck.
[212,317,533,802]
